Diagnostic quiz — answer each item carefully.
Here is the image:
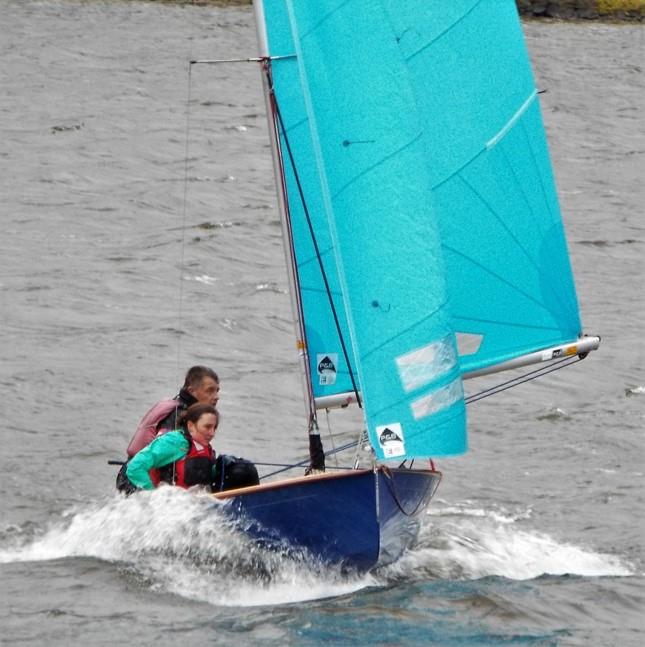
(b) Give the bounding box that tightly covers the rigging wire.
[259,354,590,478]
[324,409,340,469]
[261,438,358,480]
[254,461,354,470]
[353,428,369,469]
[464,354,586,405]
[175,61,194,383]
[174,0,201,384]
[382,468,439,516]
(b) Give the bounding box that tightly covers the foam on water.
[0,487,374,607]
[383,501,634,581]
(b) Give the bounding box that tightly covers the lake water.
[0,2,643,645]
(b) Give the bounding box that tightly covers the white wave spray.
[382,500,634,581]
[0,487,374,606]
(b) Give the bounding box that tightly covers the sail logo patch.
[376,422,405,458]
[317,353,338,386]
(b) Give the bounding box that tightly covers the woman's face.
[187,412,218,445]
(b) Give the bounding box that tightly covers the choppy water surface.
[0,2,643,645]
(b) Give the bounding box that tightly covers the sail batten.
[486,90,538,149]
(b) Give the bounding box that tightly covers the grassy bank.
[518,0,645,19]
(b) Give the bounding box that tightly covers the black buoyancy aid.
[158,431,216,489]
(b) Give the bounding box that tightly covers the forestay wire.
[175,61,194,384]
[174,2,204,386]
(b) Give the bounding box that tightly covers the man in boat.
[116,365,219,492]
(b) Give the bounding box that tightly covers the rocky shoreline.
[160,0,644,21]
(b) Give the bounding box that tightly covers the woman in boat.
[124,402,218,492]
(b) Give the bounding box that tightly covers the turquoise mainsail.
[256,0,598,461]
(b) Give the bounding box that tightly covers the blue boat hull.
[214,466,441,572]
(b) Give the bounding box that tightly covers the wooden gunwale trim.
[211,466,442,500]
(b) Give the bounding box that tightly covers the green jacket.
[126,430,189,490]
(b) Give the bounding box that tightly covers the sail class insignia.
[376,423,406,458]
[317,353,338,386]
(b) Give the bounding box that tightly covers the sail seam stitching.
[402,0,484,62]
[444,228,565,319]
[296,0,351,41]
[361,302,448,362]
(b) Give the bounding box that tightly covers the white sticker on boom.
[376,422,406,458]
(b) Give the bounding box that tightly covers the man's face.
[190,376,220,406]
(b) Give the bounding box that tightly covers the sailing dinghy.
[200,0,601,572]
